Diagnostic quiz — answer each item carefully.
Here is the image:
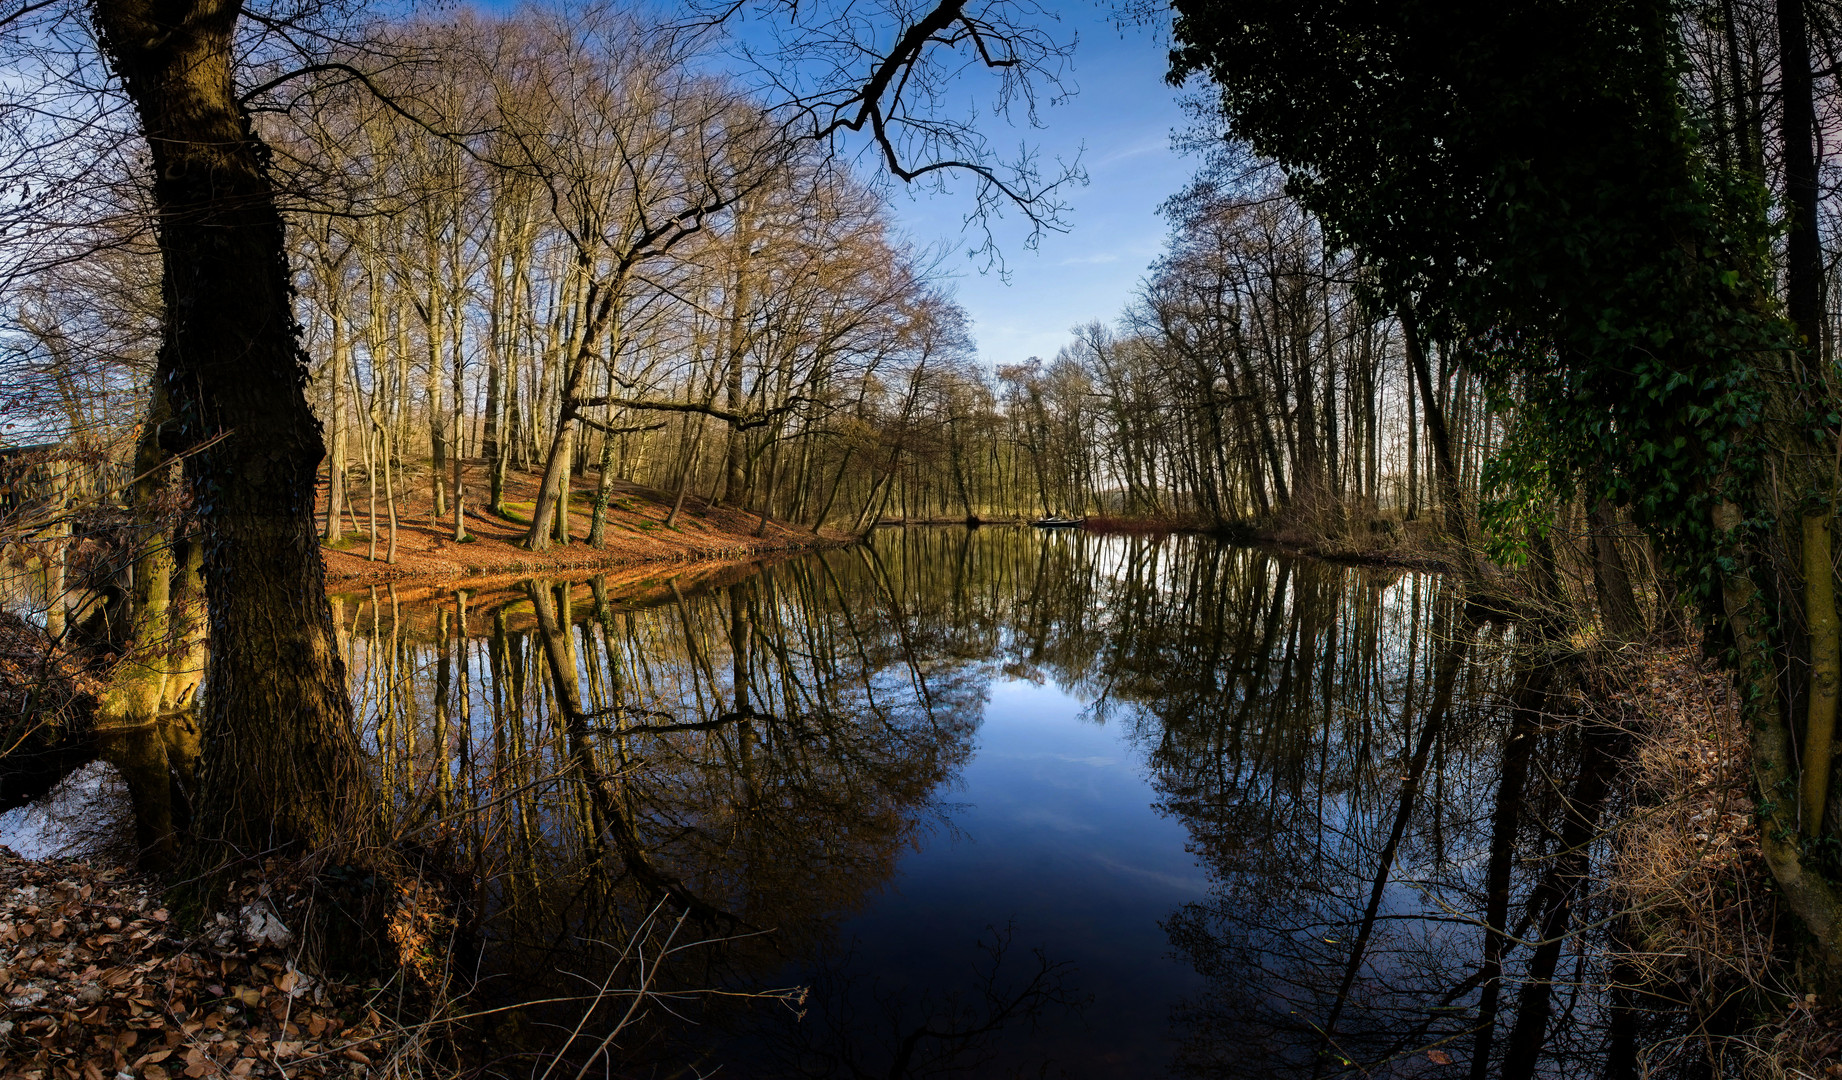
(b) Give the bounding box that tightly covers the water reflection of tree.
[329,529,1653,1075]
[1021,541,1630,1079]
[840,529,1640,1078]
[335,554,983,1069]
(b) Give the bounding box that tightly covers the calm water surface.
[330,528,1650,1078]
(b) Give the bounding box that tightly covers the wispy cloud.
[1058,252,1120,266]
[1094,138,1172,168]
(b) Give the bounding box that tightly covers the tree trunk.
[1715,501,1842,959]
[364,426,378,561]
[1805,513,1840,834]
[93,384,186,870]
[1779,0,1825,360]
[485,321,505,517]
[1725,0,1763,178]
[93,0,376,863]
[754,431,784,537]
[42,458,69,640]
[382,425,399,564]
[589,414,619,548]
[427,290,448,521]
[811,447,853,533]
[1588,501,1643,643]
[666,418,705,530]
[523,282,620,551]
[1399,307,1468,551]
[719,234,754,507]
[322,304,347,544]
[1406,351,1419,519]
[451,315,468,542]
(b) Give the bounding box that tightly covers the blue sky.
[462,2,1196,367]
[876,4,1199,367]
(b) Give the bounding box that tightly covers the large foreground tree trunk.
[93,0,375,861]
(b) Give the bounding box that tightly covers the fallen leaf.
[1428,1049,1453,1065]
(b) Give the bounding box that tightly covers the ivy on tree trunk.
[92,0,376,863]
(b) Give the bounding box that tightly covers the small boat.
[1031,516,1084,528]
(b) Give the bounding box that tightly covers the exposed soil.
[317,459,852,588]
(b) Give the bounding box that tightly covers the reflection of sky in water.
[319,534,1565,1076]
[837,676,1207,1078]
[1,527,1626,1076]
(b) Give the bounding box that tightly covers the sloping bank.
[1606,645,1836,1072]
[319,479,854,589]
[0,486,858,1076]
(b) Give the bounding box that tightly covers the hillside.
[317,459,849,586]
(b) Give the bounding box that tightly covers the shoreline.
[11,508,1816,1075]
[861,513,1459,574]
[1076,513,1459,575]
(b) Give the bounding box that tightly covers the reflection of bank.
[337,548,983,1073]
[329,527,1654,1078]
[1133,554,1637,1079]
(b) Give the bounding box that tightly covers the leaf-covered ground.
[0,849,391,1079]
[1612,645,1842,1073]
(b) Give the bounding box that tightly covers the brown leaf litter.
[0,848,391,1079]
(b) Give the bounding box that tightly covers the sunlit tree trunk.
[322,301,348,544]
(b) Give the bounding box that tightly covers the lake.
[301,529,1661,1074]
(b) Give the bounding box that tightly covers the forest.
[3,0,1842,1075]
